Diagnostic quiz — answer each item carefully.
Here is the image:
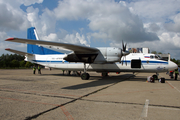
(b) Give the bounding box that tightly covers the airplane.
[5,27,178,80]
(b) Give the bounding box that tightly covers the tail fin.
[27,27,61,55]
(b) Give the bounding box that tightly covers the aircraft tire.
[81,73,90,80]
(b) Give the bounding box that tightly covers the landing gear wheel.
[81,73,90,80]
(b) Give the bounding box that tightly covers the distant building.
[157,54,170,61]
[128,47,150,54]
[128,47,171,61]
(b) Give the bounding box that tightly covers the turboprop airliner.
[5,27,177,80]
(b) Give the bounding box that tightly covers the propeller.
[122,41,126,52]
[121,41,130,66]
[122,41,129,56]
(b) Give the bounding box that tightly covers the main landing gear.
[81,63,90,80]
[81,73,90,80]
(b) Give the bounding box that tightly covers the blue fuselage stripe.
[32,60,68,63]
[33,60,168,64]
[121,60,168,64]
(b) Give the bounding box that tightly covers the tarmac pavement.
[0,69,179,120]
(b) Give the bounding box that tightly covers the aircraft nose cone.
[168,61,178,71]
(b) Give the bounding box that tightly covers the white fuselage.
[25,53,177,73]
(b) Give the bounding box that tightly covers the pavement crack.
[0,89,76,100]
[148,104,180,109]
[24,106,60,120]
[23,74,136,120]
[79,99,180,110]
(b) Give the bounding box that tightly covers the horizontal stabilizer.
[6,38,99,53]
[5,48,33,56]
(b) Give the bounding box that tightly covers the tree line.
[0,54,33,68]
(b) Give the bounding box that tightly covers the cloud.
[128,0,180,22]
[148,23,161,32]
[0,0,45,55]
[124,0,180,59]
[88,11,159,43]
[0,0,46,32]
[0,31,8,41]
[64,32,90,46]
[0,0,180,59]
[0,0,44,32]
[26,6,57,37]
[41,30,90,47]
[164,13,180,32]
[21,0,44,6]
[53,0,159,43]
[0,3,30,31]
[42,33,58,41]
[158,32,180,48]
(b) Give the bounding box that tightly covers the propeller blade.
[122,41,127,52]
[125,56,127,66]
[120,40,130,65]
[124,43,127,51]
[122,41,125,52]
[121,56,124,65]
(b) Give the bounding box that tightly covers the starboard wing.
[5,48,34,56]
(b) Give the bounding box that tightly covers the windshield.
[150,55,161,59]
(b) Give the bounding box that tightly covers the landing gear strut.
[101,72,108,77]
[81,63,90,80]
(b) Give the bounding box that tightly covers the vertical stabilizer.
[27,27,62,55]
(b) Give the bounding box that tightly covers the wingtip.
[5,38,15,41]
[5,48,11,50]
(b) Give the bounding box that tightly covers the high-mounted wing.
[5,48,33,56]
[6,38,99,53]
[6,38,100,63]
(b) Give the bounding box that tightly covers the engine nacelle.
[95,47,122,63]
[63,53,98,63]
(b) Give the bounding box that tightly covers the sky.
[0,0,180,59]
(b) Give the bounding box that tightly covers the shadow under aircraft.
[62,74,135,90]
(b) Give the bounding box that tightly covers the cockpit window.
[150,55,161,59]
[155,55,162,59]
[150,55,154,59]
[157,55,161,59]
[149,54,167,61]
[150,55,162,59]
[155,55,158,59]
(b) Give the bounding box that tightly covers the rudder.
[27,27,62,55]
